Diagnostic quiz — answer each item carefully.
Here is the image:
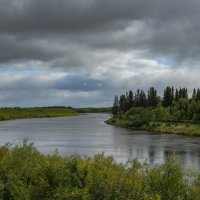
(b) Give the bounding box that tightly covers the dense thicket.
[112,87,200,123]
[0,142,200,200]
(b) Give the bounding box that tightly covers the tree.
[163,86,173,107]
[192,88,197,101]
[179,87,188,99]
[112,95,119,115]
[139,90,147,107]
[127,90,134,109]
[196,89,200,102]
[119,94,128,112]
[147,87,158,107]
[175,89,179,102]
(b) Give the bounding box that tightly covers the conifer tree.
[112,95,119,115]
[175,89,179,102]
[119,94,128,112]
[163,86,173,107]
[147,87,158,107]
[196,89,200,102]
[127,90,134,109]
[139,90,147,107]
[192,88,197,101]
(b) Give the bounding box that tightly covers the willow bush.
[0,142,200,200]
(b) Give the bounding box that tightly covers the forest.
[108,87,200,135]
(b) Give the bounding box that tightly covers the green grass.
[0,107,79,121]
[0,142,200,199]
[146,122,200,136]
[106,117,200,136]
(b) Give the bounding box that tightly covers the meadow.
[0,107,79,121]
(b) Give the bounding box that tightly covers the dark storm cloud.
[0,0,200,65]
[0,0,200,33]
[0,34,65,63]
[0,0,198,32]
[0,0,150,33]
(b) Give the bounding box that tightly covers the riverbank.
[106,117,200,136]
[0,107,79,121]
[0,142,200,199]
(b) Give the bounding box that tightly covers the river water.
[0,113,200,171]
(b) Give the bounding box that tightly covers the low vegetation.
[0,107,79,121]
[0,142,200,200]
[0,106,112,121]
[108,86,200,135]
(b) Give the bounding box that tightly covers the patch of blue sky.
[0,66,67,78]
[155,54,179,68]
[0,66,39,75]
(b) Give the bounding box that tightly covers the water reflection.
[109,123,200,171]
[0,114,200,171]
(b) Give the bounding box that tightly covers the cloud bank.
[0,0,199,106]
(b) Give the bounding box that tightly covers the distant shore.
[106,117,200,136]
[0,107,80,121]
[0,107,111,121]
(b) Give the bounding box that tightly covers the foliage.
[112,86,200,122]
[0,107,111,121]
[110,86,200,135]
[0,143,200,199]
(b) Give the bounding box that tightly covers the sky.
[0,0,200,107]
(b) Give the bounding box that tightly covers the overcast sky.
[0,0,200,107]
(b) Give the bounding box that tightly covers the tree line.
[112,86,200,123]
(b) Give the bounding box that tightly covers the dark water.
[0,113,200,171]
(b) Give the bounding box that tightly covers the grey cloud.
[0,0,199,33]
[0,0,200,106]
[0,34,65,63]
[0,0,200,65]
[0,0,150,33]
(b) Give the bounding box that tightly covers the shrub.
[0,143,199,199]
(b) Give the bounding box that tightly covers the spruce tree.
[163,86,173,107]
[119,94,128,112]
[127,90,134,109]
[175,89,179,102]
[192,88,197,101]
[139,90,147,107]
[112,95,119,115]
[147,87,158,107]
[196,89,200,102]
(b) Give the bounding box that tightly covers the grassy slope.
[106,117,200,136]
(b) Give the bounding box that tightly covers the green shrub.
[0,143,199,199]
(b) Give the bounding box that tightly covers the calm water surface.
[0,113,200,171]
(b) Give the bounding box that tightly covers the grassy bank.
[0,142,200,200]
[0,107,79,121]
[106,117,200,136]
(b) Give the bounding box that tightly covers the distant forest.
[112,87,200,123]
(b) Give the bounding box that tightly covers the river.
[0,113,200,171]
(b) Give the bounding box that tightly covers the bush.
[0,143,199,199]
